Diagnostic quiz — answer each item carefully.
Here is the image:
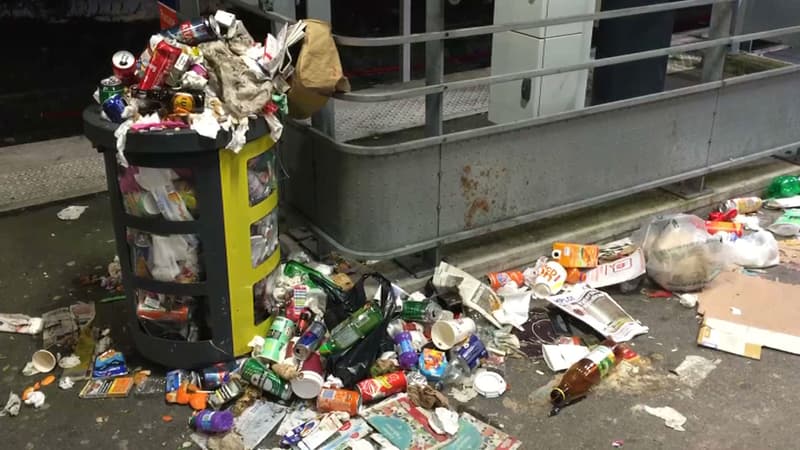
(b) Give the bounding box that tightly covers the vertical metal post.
[396,0,444,276]
[401,0,412,82]
[701,1,735,82]
[425,0,444,137]
[730,0,748,55]
[307,0,336,139]
[424,0,444,271]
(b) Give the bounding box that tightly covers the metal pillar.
[400,0,412,82]
[397,0,444,277]
[307,0,337,139]
[702,1,735,82]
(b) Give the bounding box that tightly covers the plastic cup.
[32,349,56,373]
[431,318,476,350]
[290,352,325,399]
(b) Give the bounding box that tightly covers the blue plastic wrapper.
[93,350,128,378]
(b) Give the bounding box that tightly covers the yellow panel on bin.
[219,135,280,356]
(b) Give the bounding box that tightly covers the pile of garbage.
[5,174,800,447]
[92,10,349,165]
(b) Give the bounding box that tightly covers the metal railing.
[225,0,800,263]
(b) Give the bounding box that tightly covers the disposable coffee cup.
[32,349,56,373]
[431,318,476,350]
[532,261,567,298]
[290,352,324,399]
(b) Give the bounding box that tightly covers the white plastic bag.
[633,214,725,292]
[727,230,780,268]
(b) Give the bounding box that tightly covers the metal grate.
[334,85,489,142]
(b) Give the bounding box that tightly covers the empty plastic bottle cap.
[472,370,507,398]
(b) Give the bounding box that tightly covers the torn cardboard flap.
[697,271,800,359]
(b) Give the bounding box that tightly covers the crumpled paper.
[247,335,265,356]
[0,393,21,417]
[56,206,88,221]
[407,384,450,410]
[24,391,45,409]
[632,404,687,431]
[429,408,459,436]
[58,377,75,390]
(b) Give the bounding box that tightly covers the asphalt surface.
[1,194,800,449]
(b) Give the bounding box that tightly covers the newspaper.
[543,287,648,342]
[585,249,646,288]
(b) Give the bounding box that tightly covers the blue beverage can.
[454,334,488,370]
[102,94,126,123]
[294,321,327,361]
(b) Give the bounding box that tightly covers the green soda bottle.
[283,261,340,292]
[766,175,800,199]
[319,303,383,355]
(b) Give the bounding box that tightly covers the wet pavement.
[2,193,800,449]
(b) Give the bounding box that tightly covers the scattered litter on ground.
[632,404,687,431]
[671,355,721,388]
[676,293,698,308]
[57,205,88,220]
[0,393,21,417]
[0,314,43,335]
[58,377,75,390]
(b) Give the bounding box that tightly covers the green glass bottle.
[319,303,383,355]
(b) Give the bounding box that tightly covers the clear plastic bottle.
[719,197,763,214]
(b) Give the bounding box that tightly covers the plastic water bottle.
[191,409,234,433]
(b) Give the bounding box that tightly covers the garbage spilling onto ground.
[5,117,800,450]
[92,10,349,165]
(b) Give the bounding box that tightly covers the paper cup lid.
[473,371,507,398]
[291,370,324,399]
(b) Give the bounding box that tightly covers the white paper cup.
[31,349,56,373]
[431,318,476,350]
[532,261,568,298]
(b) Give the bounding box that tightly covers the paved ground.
[1,194,800,449]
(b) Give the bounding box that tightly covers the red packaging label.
[356,371,407,402]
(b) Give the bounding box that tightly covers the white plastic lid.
[290,370,324,399]
[473,370,507,398]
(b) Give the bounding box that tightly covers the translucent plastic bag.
[727,230,780,268]
[633,214,725,292]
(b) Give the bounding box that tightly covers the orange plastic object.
[552,243,599,268]
[705,220,744,237]
[189,392,208,411]
[565,268,586,284]
[41,375,56,386]
[162,415,174,423]
[175,383,191,405]
[22,386,35,400]
[33,382,41,390]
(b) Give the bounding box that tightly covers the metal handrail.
[333,0,732,47]
[334,24,800,102]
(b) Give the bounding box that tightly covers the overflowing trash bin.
[85,109,281,368]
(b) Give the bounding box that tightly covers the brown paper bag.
[288,19,351,119]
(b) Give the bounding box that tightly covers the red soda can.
[355,371,407,403]
[162,17,220,46]
[112,50,137,84]
[139,39,182,90]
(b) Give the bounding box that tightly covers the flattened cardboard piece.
[697,271,800,359]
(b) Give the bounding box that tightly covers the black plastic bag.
[325,273,398,387]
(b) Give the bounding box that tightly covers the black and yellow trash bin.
[84,106,281,369]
